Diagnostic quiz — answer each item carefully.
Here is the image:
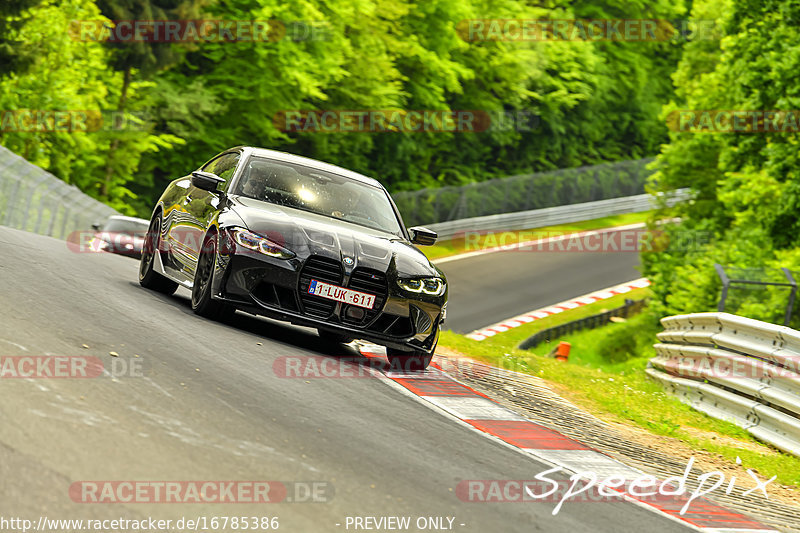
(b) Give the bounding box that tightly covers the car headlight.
[232,228,295,259]
[397,277,446,296]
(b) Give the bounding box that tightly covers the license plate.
[308,279,376,309]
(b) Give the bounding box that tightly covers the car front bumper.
[210,243,444,353]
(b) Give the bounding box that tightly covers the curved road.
[0,227,686,532]
[437,227,642,333]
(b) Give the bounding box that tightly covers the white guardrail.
[648,312,800,457]
[427,189,690,240]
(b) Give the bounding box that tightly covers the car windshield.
[234,157,403,236]
[102,219,148,237]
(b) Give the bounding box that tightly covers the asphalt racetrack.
[437,227,642,333]
[0,226,690,532]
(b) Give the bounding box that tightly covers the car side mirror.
[191,171,225,194]
[409,226,438,246]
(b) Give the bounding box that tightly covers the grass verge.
[424,210,653,261]
[438,290,800,487]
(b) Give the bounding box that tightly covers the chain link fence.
[393,158,654,227]
[0,145,118,239]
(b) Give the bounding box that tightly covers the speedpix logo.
[457,457,774,516]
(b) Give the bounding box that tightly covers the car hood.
[228,196,440,277]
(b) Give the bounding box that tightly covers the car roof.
[229,146,384,189]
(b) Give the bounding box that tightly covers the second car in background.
[89,215,149,259]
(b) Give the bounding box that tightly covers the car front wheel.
[386,336,437,372]
[191,232,234,321]
[317,329,353,345]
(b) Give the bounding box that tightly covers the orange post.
[554,342,571,362]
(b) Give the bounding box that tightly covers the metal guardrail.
[0,143,682,244]
[520,298,648,350]
[648,312,800,457]
[426,189,690,240]
[0,145,117,239]
[394,158,655,227]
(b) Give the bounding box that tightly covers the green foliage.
[2,0,685,216]
[593,313,660,364]
[0,0,43,74]
[645,0,800,326]
[0,0,183,213]
[93,0,204,75]
[136,0,685,206]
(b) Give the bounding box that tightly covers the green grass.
[424,210,654,261]
[439,291,800,486]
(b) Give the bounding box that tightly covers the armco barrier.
[394,158,655,227]
[0,144,117,238]
[648,312,800,457]
[427,189,690,240]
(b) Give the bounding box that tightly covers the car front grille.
[294,255,416,338]
[299,256,344,318]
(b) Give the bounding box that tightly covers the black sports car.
[139,146,446,370]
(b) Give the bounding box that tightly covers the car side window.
[214,154,240,187]
[200,152,240,192]
[201,154,225,173]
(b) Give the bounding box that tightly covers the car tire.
[386,337,437,371]
[317,329,353,345]
[139,213,179,295]
[192,232,234,321]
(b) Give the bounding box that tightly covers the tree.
[0,0,182,213]
[137,0,685,203]
[93,0,204,198]
[644,0,800,326]
[0,0,43,75]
